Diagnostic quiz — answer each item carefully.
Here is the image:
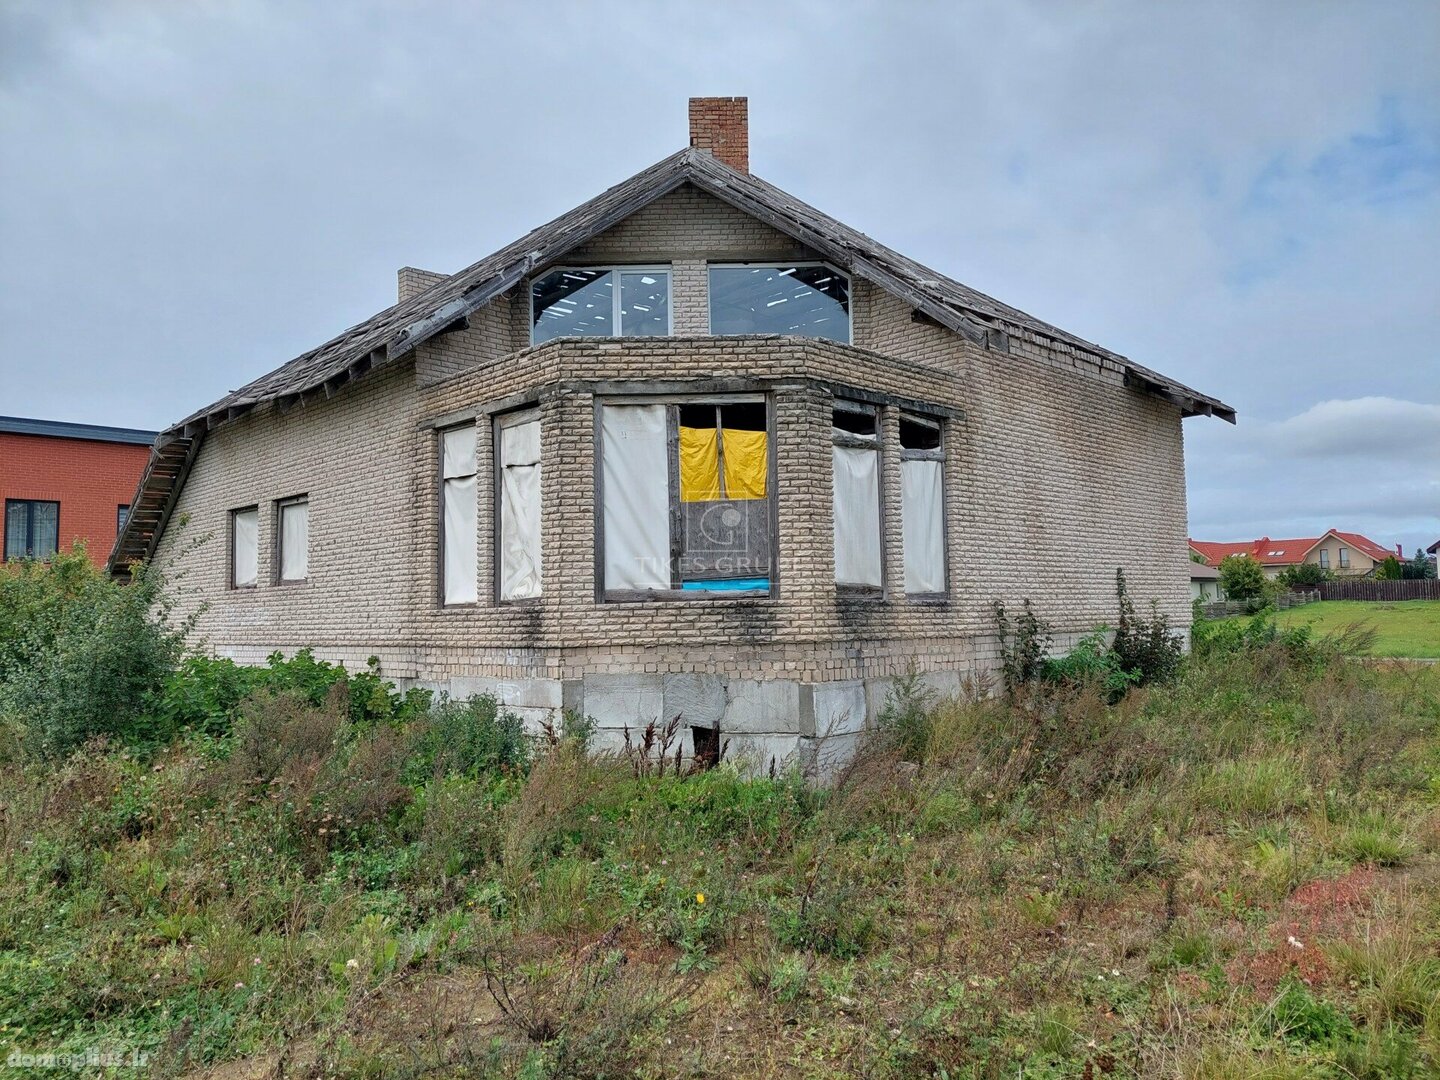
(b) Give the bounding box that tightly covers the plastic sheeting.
[441,426,477,605]
[279,500,309,582]
[678,425,721,502]
[832,444,882,587]
[721,428,767,499]
[499,416,542,600]
[442,424,476,479]
[901,458,945,593]
[602,404,670,591]
[232,508,258,587]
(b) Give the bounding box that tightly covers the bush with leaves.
[1112,568,1183,685]
[992,599,1052,697]
[0,544,191,757]
[1041,630,1140,702]
[1277,562,1330,587]
[1375,555,1403,580]
[1217,554,1269,601]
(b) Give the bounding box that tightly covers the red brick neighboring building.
[1,416,157,567]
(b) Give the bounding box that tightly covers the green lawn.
[1271,599,1440,658]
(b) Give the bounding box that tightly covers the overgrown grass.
[1269,600,1440,658]
[0,632,1438,1076]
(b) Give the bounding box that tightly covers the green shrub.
[992,599,1052,697]
[404,695,529,783]
[1112,569,1183,685]
[1218,554,1268,601]
[1277,562,1330,587]
[0,544,189,756]
[876,669,938,760]
[1041,630,1139,701]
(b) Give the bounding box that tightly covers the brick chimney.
[689,96,748,173]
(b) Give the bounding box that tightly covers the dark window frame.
[707,261,853,343]
[594,392,778,604]
[898,411,949,602]
[831,400,885,599]
[438,423,479,609]
[273,494,309,586]
[117,504,130,534]
[493,405,544,606]
[229,505,259,590]
[529,265,673,345]
[3,498,60,562]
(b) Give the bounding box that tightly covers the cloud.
[1264,397,1440,460]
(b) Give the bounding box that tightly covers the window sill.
[836,586,885,602]
[905,592,950,605]
[602,589,772,604]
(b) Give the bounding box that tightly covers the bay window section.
[831,403,883,590]
[899,414,946,596]
[709,264,850,343]
[496,410,542,601]
[531,267,670,344]
[599,397,773,599]
[440,425,478,605]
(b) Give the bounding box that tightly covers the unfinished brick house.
[112,98,1233,770]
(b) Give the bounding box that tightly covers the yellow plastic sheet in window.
[679,426,721,502]
[722,428,767,499]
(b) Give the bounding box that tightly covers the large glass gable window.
[531,267,670,344]
[709,264,850,343]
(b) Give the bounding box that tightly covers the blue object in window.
[680,578,770,592]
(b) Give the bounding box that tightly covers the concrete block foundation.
[429,668,970,777]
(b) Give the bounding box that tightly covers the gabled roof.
[112,147,1234,572]
[0,415,157,446]
[1189,530,1393,568]
[1325,531,1394,564]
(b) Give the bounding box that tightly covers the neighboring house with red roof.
[1188,530,1395,579]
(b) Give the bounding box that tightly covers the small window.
[230,506,258,588]
[531,267,671,344]
[440,426,478,605]
[1318,549,1329,569]
[899,413,946,596]
[832,403,882,590]
[709,264,850,343]
[3,499,59,561]
[1338,547,1349,568]
[276,496,308,583]
[117,504,130,533]
[497,410,542,601]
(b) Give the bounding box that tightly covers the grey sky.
[2,1,1436,553]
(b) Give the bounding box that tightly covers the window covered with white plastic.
[709,264,850,343]
[598,397,772,599]
[831,402,882,590]
[230,506,258,588]
[496,410,542,601]
[276,496,308,583]
[440,426,477,605]
[531,267,670,344]
[899,413,946,596]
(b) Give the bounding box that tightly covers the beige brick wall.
[155,184,1193,688]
